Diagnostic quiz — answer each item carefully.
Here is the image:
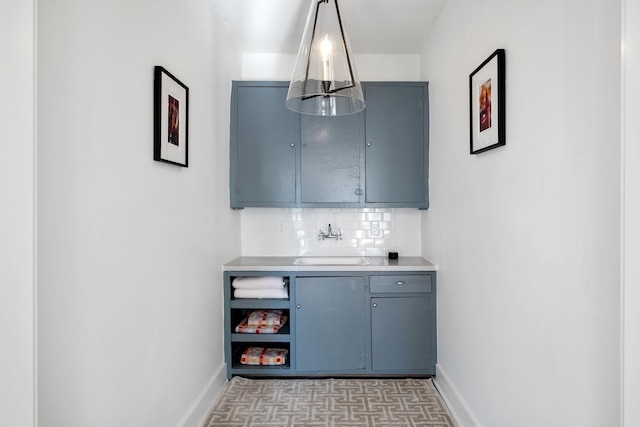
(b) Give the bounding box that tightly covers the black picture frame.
[469,49,505,154]
[154,66,189,167]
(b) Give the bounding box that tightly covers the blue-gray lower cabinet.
[369,274,436,374]
[223,271,436,379]
[295,277,366,373]
[371,296,432,372]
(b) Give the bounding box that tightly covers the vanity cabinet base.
[223,271,436,379]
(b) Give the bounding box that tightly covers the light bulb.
[321,34,332,82]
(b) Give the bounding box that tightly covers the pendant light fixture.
[286,0,365,116]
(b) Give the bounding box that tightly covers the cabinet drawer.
[370,275,432,294]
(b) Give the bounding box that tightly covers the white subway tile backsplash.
[241,208,421,257]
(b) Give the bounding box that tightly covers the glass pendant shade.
[286,0,365,116]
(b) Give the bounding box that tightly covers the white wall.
[36,1,242,426]
[622,0,640,424]
[422,0,621,426]
[242,53,422,81]
[0,1,35,426]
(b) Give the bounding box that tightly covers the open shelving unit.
[224,272,294,378]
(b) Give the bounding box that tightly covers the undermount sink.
[293,256,370,266]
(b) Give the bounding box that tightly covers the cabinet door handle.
[296,304,301,309]
[367,142,372,147]
[290,143,295,147]
[372,303,377,308]
[396,281,406,286]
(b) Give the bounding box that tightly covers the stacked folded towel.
[232,276,288,299]
[240,347,288,366]
[235,310,288,334]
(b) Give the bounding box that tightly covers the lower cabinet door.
[295,277,366,372]
[371,296,432,372]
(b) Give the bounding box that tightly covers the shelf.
[231,323,291,342]
[230,343,291,373]
[229,365,293,376]
[230,299,290,309]
[231,361,292,371]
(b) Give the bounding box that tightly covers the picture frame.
[154,66,189,167]
[469,49,505,154]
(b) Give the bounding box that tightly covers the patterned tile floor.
[204,377,455,426]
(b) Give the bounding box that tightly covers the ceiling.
[210,0,447,55]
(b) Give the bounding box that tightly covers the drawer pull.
[297,304,301,309]
[396,281,406,286]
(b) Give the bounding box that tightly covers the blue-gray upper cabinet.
[300,114,363,206]
[229,81,429,209]
[362,82,430,209]
[230,82,299,208]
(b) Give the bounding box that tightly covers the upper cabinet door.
[300,114,363,205]
[230,83,299,208]
[364,83,429,208]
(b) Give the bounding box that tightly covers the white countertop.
[223,256,438,272]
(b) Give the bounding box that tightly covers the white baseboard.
[433,364,483,427]
[178,362,228,427]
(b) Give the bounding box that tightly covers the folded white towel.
[232,276,285,290]
[234,286,288,299]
